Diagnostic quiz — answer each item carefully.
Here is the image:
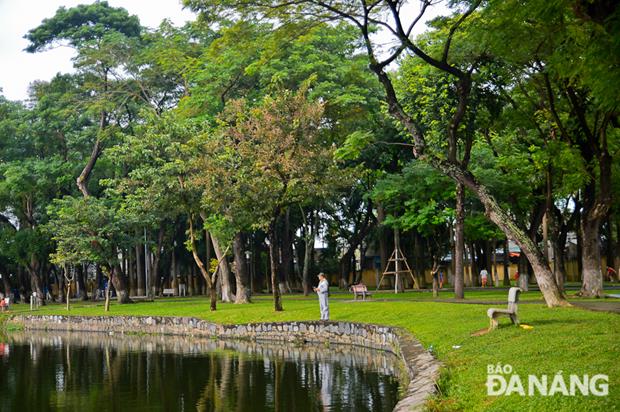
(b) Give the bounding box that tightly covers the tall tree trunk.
[268,223,283,311]
[576,210,584,281]
[204,230,217,297]
[454,183,465,298]
[28,258,45,306]
[485,240,493,285]
[302,232,312,295]
[110,264,131,304]
[503,239,511,286]
[492,240,498,287]
[339,249,354,289]
[279,209,292,293]
[377,205,389,276]
[136,242,145,296]
[552,236,566,292]
[232,232,251,303]
[149,226,164,297]
[1,266,11,299]
[580,215,604,297]
[170,244,178,296]
[464,245,472,287]
[57,269,66,303]
[92,265,101,301]
[470,243,479,286]
[413,232,426,288]
[548,207,568,292]
[77,264,88,301]
[356,243,367,284]
[127,249,136,297]
[604,214,615,279]
[518,253,529,291]
[212,236,234,302]
[188,265,194,296]
[301,210,316,296]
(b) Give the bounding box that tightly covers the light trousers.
[319,293,329,320]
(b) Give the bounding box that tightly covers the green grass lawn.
[1,290,618,411]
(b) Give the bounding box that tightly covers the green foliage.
[45,196,134,266]
[194,86,339,236]
[105,111,198,226]
[373,161,454,235]
[334,131,374,161]
[24,1,141,53]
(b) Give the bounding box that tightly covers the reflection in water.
[0,332,402,412]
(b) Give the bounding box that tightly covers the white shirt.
[317,279,329,294]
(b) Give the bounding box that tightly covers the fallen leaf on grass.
[520,324,533,330]
[470,328,489,337]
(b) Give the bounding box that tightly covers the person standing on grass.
[480,268,489,287]
[313,273,330,321]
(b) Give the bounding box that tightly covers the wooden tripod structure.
[377,247,419,293]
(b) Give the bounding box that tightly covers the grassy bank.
[2,290,618,411]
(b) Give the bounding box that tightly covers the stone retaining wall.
[9,315,440,411]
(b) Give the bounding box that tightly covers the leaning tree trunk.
[188,215,220,311]
[370,65,567,307]
[446,164,567,306]
[232,232,251,303]
[212,236,234,302]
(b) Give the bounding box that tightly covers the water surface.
[0,331,403,411]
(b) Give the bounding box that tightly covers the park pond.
[0,331,405,411]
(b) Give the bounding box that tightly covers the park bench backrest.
[507,287,521,313]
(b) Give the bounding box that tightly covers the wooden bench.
[487,287,521,330]
[162,288,175,297]
[350,283,371,300]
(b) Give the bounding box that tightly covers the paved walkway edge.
[9,315,440,411]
